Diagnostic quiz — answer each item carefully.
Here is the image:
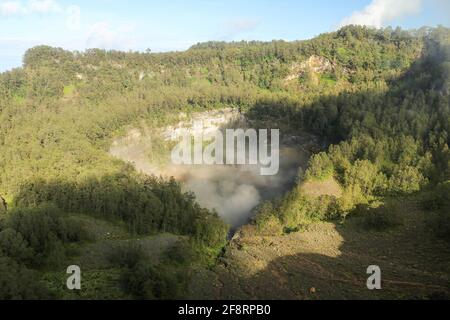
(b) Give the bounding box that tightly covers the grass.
[42,268,126,300]
[299,177,343,198]
[190,195,450,299]
[63,85,76,97]
[66,214,131,241]
[320,74,338,86]
[434,212,450,243]
[360,206,404,231]
[13,95,26,104]
[40,213,186,299]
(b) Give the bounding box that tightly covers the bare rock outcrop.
[285,55,334,82]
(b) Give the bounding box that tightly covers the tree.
[305,153,334,181]
[255,202,283,236]
[0,229,33,264]
[0,257,51,300]
[389,166,427,194]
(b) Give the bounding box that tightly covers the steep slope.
[0,25,449,299]
[190,197,450,300]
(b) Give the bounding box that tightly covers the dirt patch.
[300,178,343,198]
[189,199,450,300]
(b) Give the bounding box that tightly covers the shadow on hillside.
[9,33,450,300]
[11,170,218,237]
[245,31,449,149]
[211,210,450,300]
[192,37,450,300]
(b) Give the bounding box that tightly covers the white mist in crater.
[163,147,306,229]
[184,173,261,229]
[110,110,313,229]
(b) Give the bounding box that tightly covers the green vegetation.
[63,84,76,97]
[0,25,449,299]
[0,195,6,214]
[251,26,450,235]
[359,203,405,231]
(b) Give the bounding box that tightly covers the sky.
[0,0,449,72]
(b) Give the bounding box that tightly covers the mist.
[145,146,308,229]
[110,119,313,230]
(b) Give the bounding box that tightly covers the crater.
[110,109,318,230]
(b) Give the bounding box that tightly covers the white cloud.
[1,1,82,31]
[86,22,137,50]
[66,5,80,30]
[226,18,261,34]
[0,1,23,15]
[217,18,261,40]
[339,0,422,28]
[0,0,63,15]
[27,0,61,14]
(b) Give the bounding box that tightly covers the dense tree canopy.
[0,25,449,299]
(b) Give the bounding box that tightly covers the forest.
[0,25,449,299]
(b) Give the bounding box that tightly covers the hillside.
[190,196,450,299]
[0,25,449,299]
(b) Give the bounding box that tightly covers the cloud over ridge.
[1,0,62,15]
[339,0,422,28]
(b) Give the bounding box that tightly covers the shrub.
[193,209,229,248]
[165,241,197,266]
[254,202,283,236]
[8,204,69,249]
[278,190,308,228]
[6,203,86,267]
[107,242,147,268]
[434,212,450,243]
[307,195,340,221]
[421,183,450,242]
[361,206,403,231]
[388,166,427,194]
[0,257,52,300]
[0,228,33,264]
[108,240,190,299]
[421,182,450,211]
[121,262,187,300]
[305,153,334,181]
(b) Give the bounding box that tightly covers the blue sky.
[0,0,449,71]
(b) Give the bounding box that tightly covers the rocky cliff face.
[110,108,244,175]
[284,55,334,82]
[161,108,243,141]
[110,108,315,229]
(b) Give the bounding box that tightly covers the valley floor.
[189,198,450,300]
